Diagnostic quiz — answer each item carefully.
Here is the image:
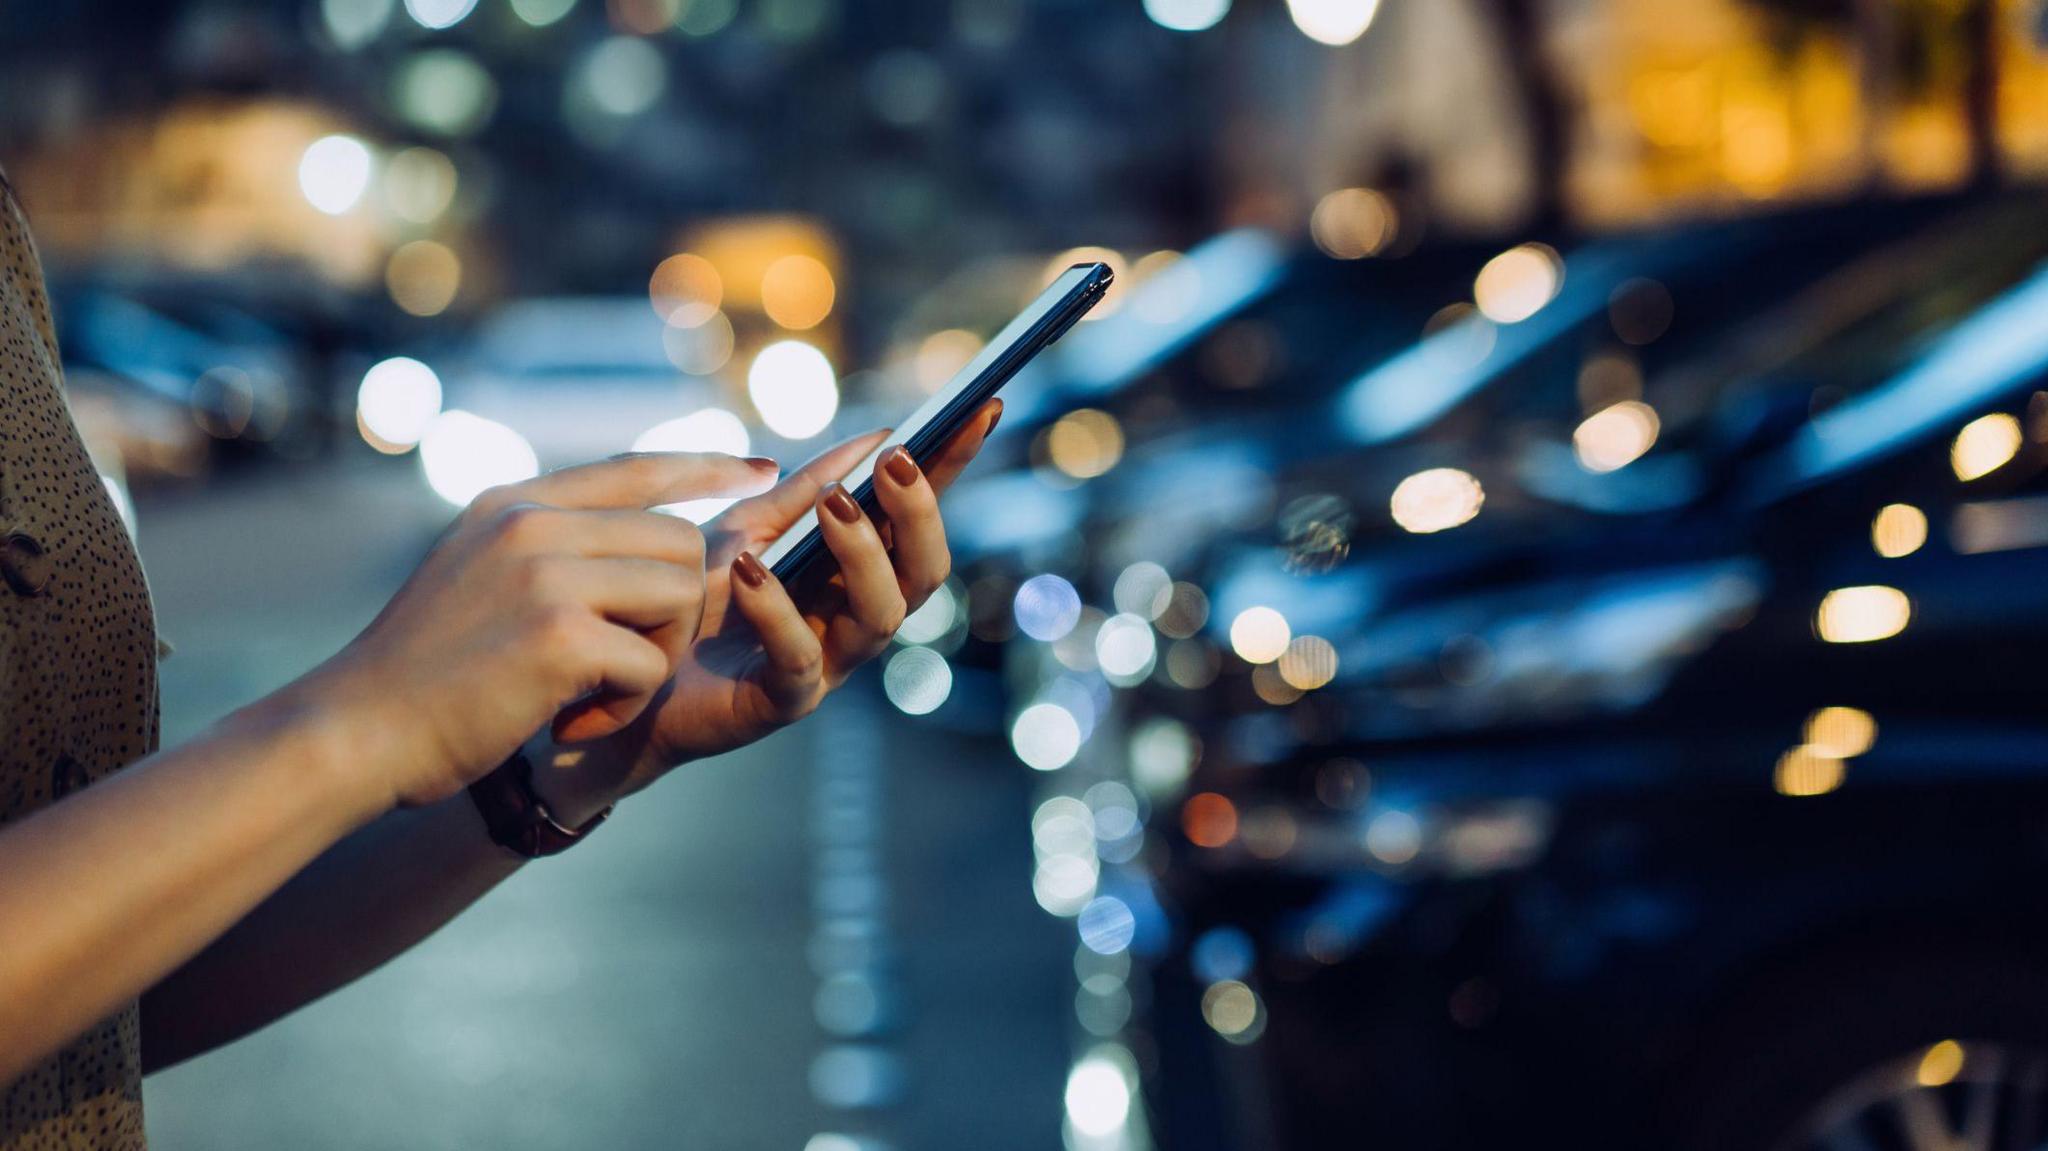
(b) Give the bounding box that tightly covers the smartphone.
[759,261,1115,588]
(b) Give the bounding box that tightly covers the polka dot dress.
[0,173,157,1150]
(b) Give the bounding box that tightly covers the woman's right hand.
[280,452,778,811]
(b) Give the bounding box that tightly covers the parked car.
[994,192,2048,1149]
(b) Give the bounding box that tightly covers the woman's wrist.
[217,687,397,836]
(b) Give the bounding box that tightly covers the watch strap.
[468,747,612,858]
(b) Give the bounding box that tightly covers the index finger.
[505,451,780,511]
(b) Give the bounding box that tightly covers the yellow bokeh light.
[1774,746,1845,797]
[1871,503,1928,558]
[1131,249,1182,281]
[1309,188,1395,260]
[1815,585,1911,644]
[1390,467,1484,534]
[1630,67,1714,148]
[1951,413,2022,481]
[1277,635,1338,690]
[1229,606,1291,664]
[649,252,722,323]
[1200,980,1260,1036]
[760,253,836,330]
[1047,408,1125,479]
[682,216,836,314]
[383,146,458,224]
[1251,663,1305,706]
[914,328,983,392]
[385,239,462,316]
[1573,400,1661,473]
[1156,582,1210,639]
[1917,1040,1965,1088]
[1722,97,1794,195]
[1802,706,1876,759]
[1473,243,1561,324]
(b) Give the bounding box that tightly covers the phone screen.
[759,262,1111,584]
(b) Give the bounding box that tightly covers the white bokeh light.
[896,581,960,646]
[1285,0,1380,45]
[748,340,840,440]
[1112,560,1173,619]
[419,410,539,508]
[322,0,395,49]
[356,357,443,450]
[1064,1053,1133,1138]
[632,407,752,458]
[1229,606,1291,664]
[633,408,754,522]
[1034,796,1097,858]
[298,135,373,216]
[1033,854,1099,917]
[882,647,953,715]
[1095,613,1158,685]
[404,0,479,29]
[1474,243,1563,324]
[581,36,668,117]
[1390,467,1485,534]
[1014,574,1082,642]
[1143,0,1230,32]
[509,0,576,24]
[1013,702,1083,771]
[1077,895,1137,955]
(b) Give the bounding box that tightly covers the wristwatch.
[468,746,613,858]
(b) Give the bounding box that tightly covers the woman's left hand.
[529,399,1001,821]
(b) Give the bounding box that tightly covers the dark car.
[995,193,2048,1150]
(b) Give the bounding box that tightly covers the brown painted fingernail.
[883,446,919,486]
[732,550,768,588]
[823,483,862,524]
[985,399,1003,436]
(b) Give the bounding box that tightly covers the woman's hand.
[283,451,779,812]
[532,400,1001,819]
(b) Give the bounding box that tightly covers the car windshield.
[1347,197,2048,540]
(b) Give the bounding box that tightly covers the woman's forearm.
[139,782,525,1072]
[0,696,385,1084]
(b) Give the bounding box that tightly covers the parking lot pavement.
[135,458,1069,1151]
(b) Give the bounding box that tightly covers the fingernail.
[823,483,862,524]
[883,446,919,486]
[732,551,768,589]
[985,399,1003,437]
[744,456,779,473]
